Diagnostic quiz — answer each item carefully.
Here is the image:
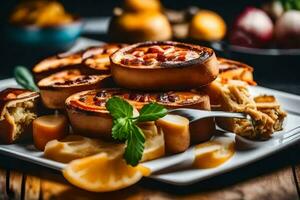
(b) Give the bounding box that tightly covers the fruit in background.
[123,0,161,13]
[262,0,284,20]
[275,10,300,48]
[10,1,74,27]
[230,7,274,48]
[33,115,68,151]
[109,0,171,43]
[189,10,226,41]
[109,12,172,43]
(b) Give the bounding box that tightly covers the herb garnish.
[106,96,167,166]
[14,66,39,92]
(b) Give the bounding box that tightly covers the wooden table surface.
[0,143,300,200]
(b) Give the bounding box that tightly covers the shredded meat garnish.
[217,80,286,139]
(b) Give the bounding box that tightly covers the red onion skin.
[275,11,300,48]
[230,7,274,48]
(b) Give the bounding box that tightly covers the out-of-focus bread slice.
[217,57,256,85]
[203,58,256,108]
[0,88,39,144]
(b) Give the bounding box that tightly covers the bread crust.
[0,88,39,143]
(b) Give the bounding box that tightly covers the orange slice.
[193,137,235,169]
[62,150,150,192]
[44,135,124,163]
[44,121,165,163]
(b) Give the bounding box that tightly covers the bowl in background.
[211,42,300,87]
[6,20,83,49]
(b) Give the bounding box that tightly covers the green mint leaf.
[137,102,168,122]
[107,97,167,166]
[14,66,39,92]
[124,124,145,166]
[106,96,133,119]
[112,118,132,141]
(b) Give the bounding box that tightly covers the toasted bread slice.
[218,57,256,85]
[33,44,125,81]
[33,52,82,81]
[38,69,112,109]
[203,58,256,107]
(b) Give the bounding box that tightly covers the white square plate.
[0,78,300,185]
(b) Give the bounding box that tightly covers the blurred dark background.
[1,0,300,94]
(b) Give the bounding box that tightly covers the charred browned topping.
[34,43,126,74]
[67,89,204,113]
[0,88,36,101]
[38,69,107,87]
[158,92,179,103]
[82,44,125,71]
[53,76,93,86]
[82,44,124,60]
[218,63,239,73]
[218,58,253,73]
[33,54,82,73]
[120,45,202,67]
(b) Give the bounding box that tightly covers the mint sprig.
[106,97,167,166]
[14,66,39,92]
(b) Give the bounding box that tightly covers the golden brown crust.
[217,57,256,85]
[33,53,82,81]
[81,44,127,75]
[38,70,112,109]
[0,88,39,144]
[110,41,219,90]
[202,58,256,107]
[0,88,39,118]
[33,43,125,81]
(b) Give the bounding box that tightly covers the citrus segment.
[44,135,124,163]
[194,137,235,168]
[63,152,149,192]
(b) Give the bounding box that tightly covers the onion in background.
[230,7,274,48]
[275,10,300,48]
